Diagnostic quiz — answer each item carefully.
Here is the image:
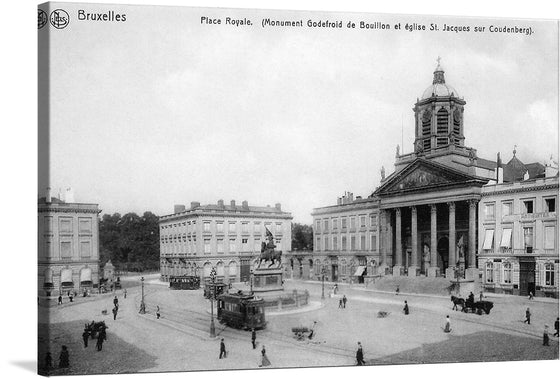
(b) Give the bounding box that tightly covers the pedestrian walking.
[338,298,343,308]
[112,306,118,320]
[356,342,365,366]
[342,295,347,308]
[251,328,257,349]
[334,283,338,294]
[69,292,73,303]
[554,317,559,337]
[524,307,531,324]
[396,285,400,295]
[58,345,69,368]
[113,295,119,308]
[44,352,53,370]
[156,305,161,319]
[123,288,127,299]
[543,325,550,346]
[528,291,534,300]
[479,291,484,302]
[82,328,89,348]
[260,345,271,367]
[58,295,63,305]
[219,338,227,359]
[443,315,451,333]
[403,300,409,315]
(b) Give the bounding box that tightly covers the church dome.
[420,59,460,100]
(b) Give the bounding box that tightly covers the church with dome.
[284,59,559,298]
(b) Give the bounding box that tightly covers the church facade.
[286,61,558,297]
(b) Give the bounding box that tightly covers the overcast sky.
[41,4,558,223]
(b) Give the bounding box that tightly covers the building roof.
[421,60,461,100]
[38,196,65,204]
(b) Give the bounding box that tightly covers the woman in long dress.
[260,345,271,367]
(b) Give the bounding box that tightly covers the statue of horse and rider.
[258,228,282,268]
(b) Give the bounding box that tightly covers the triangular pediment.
[374,159,487,196]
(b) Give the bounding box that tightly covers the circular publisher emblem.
[38,9,48,29]
[50,9,69,29]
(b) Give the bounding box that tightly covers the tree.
[98,211,160,272]
[291,223,313,251]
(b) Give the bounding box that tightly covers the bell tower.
[413,57,466,155]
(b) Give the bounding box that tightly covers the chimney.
[174,204,186,213]
[190,201,200,209]
[275,203,281,211]
[65,187,75,203]
[218,199,224,207]
[356,196,362,200]
[349,192,354,202]
[337,197,342,205]
[230,200,236,207]
[45,187,52,203]
[242,200,249,209]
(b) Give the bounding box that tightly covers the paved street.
[38,277,559,375]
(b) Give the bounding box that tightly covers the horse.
[450,295,465,311]
[259,250,282,268]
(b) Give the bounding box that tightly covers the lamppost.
[250,268,254,294]
[139,276,146,314]
[321,266,327,300]
[209,266,217,338]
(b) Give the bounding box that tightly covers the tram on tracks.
[217,292,266,330]
[169,275,201,290]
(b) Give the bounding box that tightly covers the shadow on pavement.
[369,331,559,365]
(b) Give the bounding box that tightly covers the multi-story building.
[301,60,559,297]
[159,200,292,284]
[38,188,100,296]
[478,154,558,297]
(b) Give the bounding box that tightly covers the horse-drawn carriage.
[450,296,493,315]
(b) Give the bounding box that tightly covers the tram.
[203,282,229,298]
[169,275,201,290]
[217,292,266,330]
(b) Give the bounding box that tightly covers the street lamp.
[139,276,146,314]
[250,268,254,294]
[209,266,217,338]
[321,266,327,300]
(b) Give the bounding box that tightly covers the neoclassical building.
[294,61,559,297]
[159,200,292,284]
[38,189,101,296]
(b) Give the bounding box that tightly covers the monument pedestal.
[252,267,283,293]
[392,265,403,276]
[407,266,418,277]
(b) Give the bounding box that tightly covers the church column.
[466,199,478,280]
[394,208,403,276]
[408,206,418,277]
[446,202,456,279]
[379,210,387,273]
[428,204,439,277]
[387,210,393,269]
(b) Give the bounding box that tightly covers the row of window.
[43,239,92,259]
[484,197,556,219]
[161,220,284,234]
[315,214,377,233]
[43,216,94,234]
[315,234,377,252]
[485,261,556,287]
[162,237,282,255]
[482,225,556,252]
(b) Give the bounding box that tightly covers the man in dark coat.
[58,346,69,368]
[554,317,559,337]
[58,295,63,305]
[251,328,257,349]
[112,306,118,320]
[403,300,409,315]
[342,295,347,308]
[82,328,89,348]
[113,296,119,308]
[524,308,531,324]
[356,342,365,365]
[219,338,227,359]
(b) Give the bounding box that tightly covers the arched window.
[216,261,225,277]
[502,262,512,284]
[340,259,347,276]
[314,259,321,275]
[203,262,212,278]
[436,108,449,147]
[485,261,494,283]
[544,263,555,286]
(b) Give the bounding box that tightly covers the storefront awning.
[483,230,494,250]
[353,266,366,276]
[80,268,92,283]
[500,229,512,248]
